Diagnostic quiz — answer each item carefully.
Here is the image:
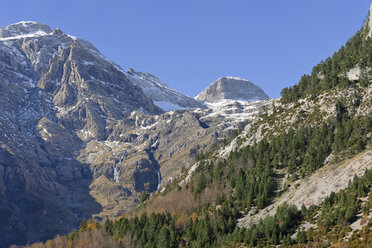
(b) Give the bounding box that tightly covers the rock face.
[195,76,269,103]
[0,22,269,247]
[0,21,160,246]
[126,68,205,111]
[0,21,52,38]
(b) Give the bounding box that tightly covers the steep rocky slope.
[78,99,270,220]
[0,21,162,246]
[125,68,205,111]
[195,76,269,103]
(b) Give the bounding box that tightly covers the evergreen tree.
[157,226,170,248]
[79,219,87,231]
[297,230,307,244]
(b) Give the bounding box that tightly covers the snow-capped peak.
[0,21,52,39]
[195,76,269,103]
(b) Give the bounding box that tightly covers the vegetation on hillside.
[26,76,372,247]
[27,169,372,248]
[24,8,372,248]
[188,113,371,211]
[280,26,372,103]
[230,169,372,247]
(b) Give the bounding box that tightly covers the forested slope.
[24,5,372,248]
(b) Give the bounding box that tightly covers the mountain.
[125,68,206,111]
[0,21,270,247]
[0,20,164,246]
[77,95,270,221]
[136,6,372,247]
[26,4,372,248]
[8,2,372,246]
[195,76,269,103]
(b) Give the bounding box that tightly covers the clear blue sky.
[0,1,370,98]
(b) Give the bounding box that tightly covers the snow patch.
[154,101,187,111]
[83,60,95,66]
[104,140,119,148]
[225,76,250,81]
[125,70,204,110]
[0,30,49,41]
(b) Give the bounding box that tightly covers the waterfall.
[113,155,124,184]
[114,164,120,184]
[156,170,161,190]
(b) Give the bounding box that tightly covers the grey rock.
[195,76,269,103]
[0,21,160,247]
[126,68,206,111]
[0,21,52,38]
[367,3,372,38]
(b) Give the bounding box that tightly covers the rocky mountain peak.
[0,21,52,38]
[195,76,269,103]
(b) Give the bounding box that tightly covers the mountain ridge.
[125,68,206,111]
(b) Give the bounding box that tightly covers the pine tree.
[195,173,206,197]
[157,226,170,248]
[297,230,307,244]
[79,219,87,231]
[357,182,365,197]
[104,219,113,235]
[271,228,278,245]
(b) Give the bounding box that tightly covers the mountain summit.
[0,21,52,38]
[195,76,269,103]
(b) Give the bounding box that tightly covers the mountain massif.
[19,4,372,248]
[1,4,372,248]
[0,21,270,247]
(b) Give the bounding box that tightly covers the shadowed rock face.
[195,77,269,103]
[0,22,270,247]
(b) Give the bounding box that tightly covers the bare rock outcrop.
[195,76,269,103]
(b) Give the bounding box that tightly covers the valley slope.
[40,5,372,248]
